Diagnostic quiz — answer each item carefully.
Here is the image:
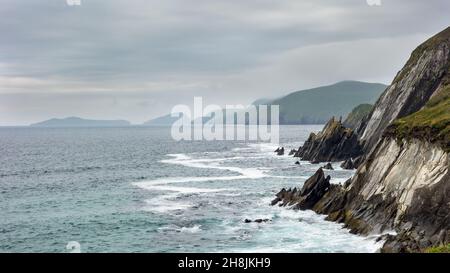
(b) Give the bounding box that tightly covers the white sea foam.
[134,153,267,188]
[225,204,382,253]
[215,192,242,197]
[232,147,253,152]
[134,153,269,213]
[270,175,310,179]
[294,160,313,165]
[158,224,202,233]
[248,143,279,153]
[329,177,350,185]
[134,175,243,186]
[180,225,202,233]
[137,182,234,213]
[144,185,233,194]
[163,154,267,178]
[143,195,193,213]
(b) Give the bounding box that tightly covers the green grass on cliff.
[387,84,450,152]
[425,244,450,253]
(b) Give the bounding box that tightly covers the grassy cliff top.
[385,27,450,152]
[394,27,450,84]
[386,84,450,152]
[425,243,450,253]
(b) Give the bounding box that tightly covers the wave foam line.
[139,185,234,194]
[134,153,268,186]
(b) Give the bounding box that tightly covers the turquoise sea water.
[0,126,382,253]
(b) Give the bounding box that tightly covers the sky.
[0,0,449,125]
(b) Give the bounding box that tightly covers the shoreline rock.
[294,117,362,163]
[340,158,354,170]
[244,218,272,223]
[275,147,285,156]
[271,168,331,210]
[275,138,449,252]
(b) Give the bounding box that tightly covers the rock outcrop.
[275,147,285,156]
[244,218,272,223]
[274,139,449,252]
[294,117,362,162]
[340,158,355,170]
[272,168,331,210]
[319,138,448,252]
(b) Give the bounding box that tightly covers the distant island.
[30,117,131,127]
[142,114,180,126]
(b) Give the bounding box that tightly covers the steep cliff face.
[274,27,450,252]
[358,27,450,151]
[319,27,450,251]
[354,139,448,219]
[324,138,448,252]
[273,138,449,252]
[294,117,362,163]
[385,83,450,153]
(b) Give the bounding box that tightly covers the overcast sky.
[0,0,449,125]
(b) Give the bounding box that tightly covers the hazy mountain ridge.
[30,117,131,127]
[142,114,179,126]
[144,81,387,126]
[255,81,386,124]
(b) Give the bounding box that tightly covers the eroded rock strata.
[294,117,362,162]
[274,138,449,252]
[271,168,331,210]
[358,27,450,152]
[340,158,355,170]
[274,27,450,252]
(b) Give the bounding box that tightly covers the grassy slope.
[386,84,450,152]
[385,27,450,152]
[425,243,450,253]
[394,27,450,85]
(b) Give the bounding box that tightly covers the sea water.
[0,126,382,252]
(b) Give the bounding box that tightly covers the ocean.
[0,125,382,253]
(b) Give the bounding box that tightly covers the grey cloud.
[0,0,449,125]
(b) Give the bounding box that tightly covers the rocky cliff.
[274,27,450,252]
[358,27,450,152]
[274,138,449,252]
[294,117,362,163]
[271,168,331,209]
